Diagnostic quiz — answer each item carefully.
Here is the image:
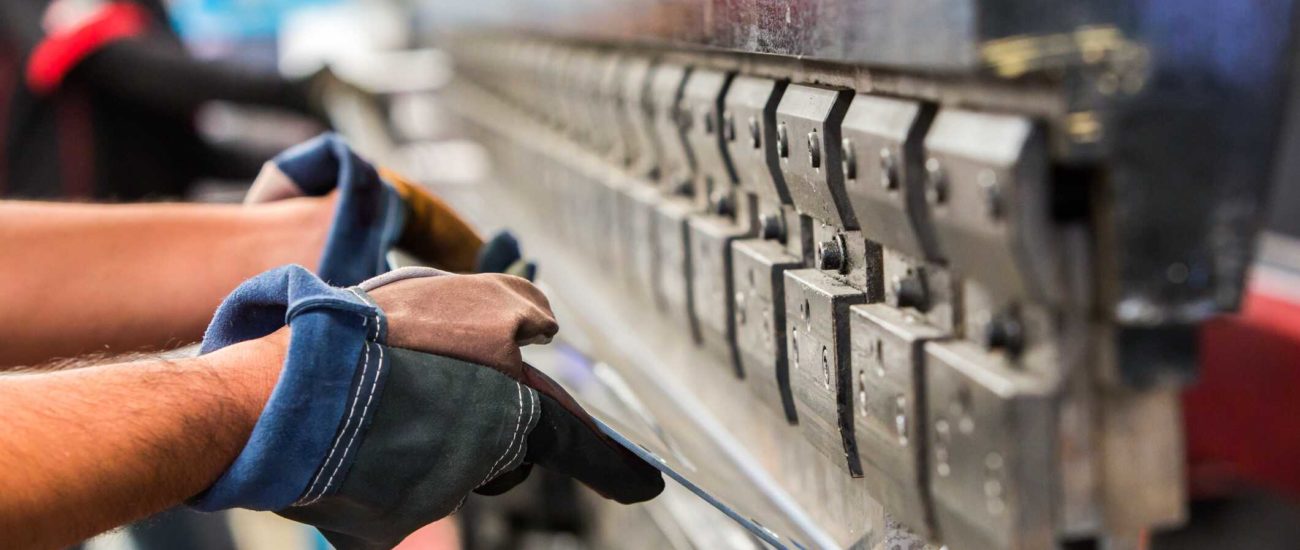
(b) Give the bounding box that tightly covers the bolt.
[807,130,822,169]
[816,237,845,271]
[879,147,898,190]
[841,138,857,181]
[722,111,736,142]
[711,189,734,216]
[984,311,1025,356]
[673,179,693,197]
[925,158,947,205]
[759,213,784,240]
[890,273,930,311]
[748,116,762,149]
[777,122,789,159]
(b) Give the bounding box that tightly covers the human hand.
[195,266,661,550]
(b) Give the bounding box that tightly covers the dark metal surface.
[848,303,947,540]
[923,339,1056,550]
[776,85,857,230]
[840,94,938,262]
[441,0,1300,353]
[923,109,1062,306]
[724,76,792,208]
[733,238,804,422]
[436,7,1300,537]
[688,215,751,376]
[679,69,737,207]
[649,63,695,192]
[436,0,1122,72]
[653,197,699,339]
[784,268,868,477]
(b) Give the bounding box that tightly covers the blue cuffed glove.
[191,264,387,510]
[245,133,533,283]
[191,265,661,549]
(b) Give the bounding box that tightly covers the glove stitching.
[484,386,537,486]
[293,306,380,506]
[492,386,537,482]
[311,339,385,503]
[478,382,529,488]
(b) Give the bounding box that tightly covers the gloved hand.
[244,133,515,285]
[191,265,662,549]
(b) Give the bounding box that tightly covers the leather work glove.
[244,133,530,285]
[191,265,662,549]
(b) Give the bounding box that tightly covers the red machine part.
[1186,276,1300,501]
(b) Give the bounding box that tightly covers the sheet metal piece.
[784,268,868,477]
[594,418,788,549]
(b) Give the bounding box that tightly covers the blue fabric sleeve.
[273,133,406,287]
[191,265,390,512]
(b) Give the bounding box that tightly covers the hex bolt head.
[879,147,899,190]
[890,273,930,311]
[777,122,790,158]
[984,311,1025,356]
[759,213,785,240]
[711,190,734,216]
[807,130,822,169]
[748,116,762,149]
[673,179,693,197]
[925,158,948,205]
[841,138,857,181]
[816,237,845,271]
[723,111,736,142]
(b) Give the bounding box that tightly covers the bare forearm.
[0,199,333,367]
[0,333,285,548]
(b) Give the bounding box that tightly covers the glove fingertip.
[474,463,533,496]
[608,461,666,504]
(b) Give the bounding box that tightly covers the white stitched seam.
[303,339,385,504]
[301,309,384,505]
[346,288,378,341]
[490,387,537,483]
[296,312,371,505]
[481,385,537,486]
[479,382,526,488]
